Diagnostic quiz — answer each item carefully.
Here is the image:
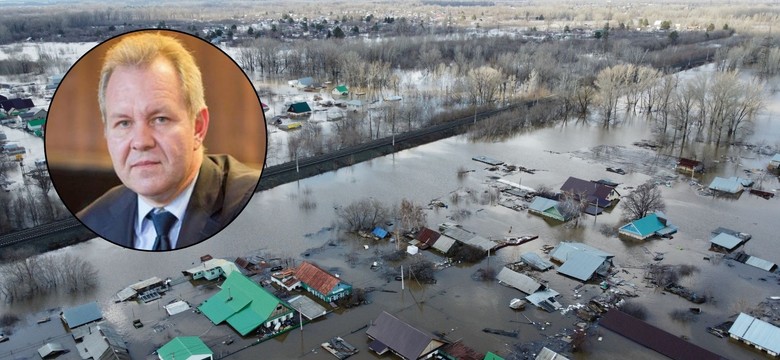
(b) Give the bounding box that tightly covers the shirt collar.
[136,171,200,228]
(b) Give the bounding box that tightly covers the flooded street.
[2,64,780,359]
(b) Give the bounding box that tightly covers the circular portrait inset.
[45,29,267,251]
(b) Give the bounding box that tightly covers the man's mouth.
[131,160,161,168]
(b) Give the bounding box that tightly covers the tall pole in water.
[401,265,404,290]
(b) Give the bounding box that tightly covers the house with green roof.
[198,272,294,336]
[331,85,349,96]
[158,337,212,360]
[618,212,677,240]
[286,102,312,115]
[484,351,505,360]
[26,117,45,132]
[528,197,568,222]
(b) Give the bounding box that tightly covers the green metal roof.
[334,85,349,93]
[484,352,505,360]
[28,118,45,126]
[287,102,311,113]
[199,272,291,336]
[158,336,212,360]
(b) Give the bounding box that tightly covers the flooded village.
[2,1,780,360]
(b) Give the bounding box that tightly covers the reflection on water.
[2,66,780,359]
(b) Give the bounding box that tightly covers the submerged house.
[728,313,780,357]
[708,176,750,194]
[199,272,294,336]
[158,337,213,360]
[676,158,703,174]
[520,252,554,271]
[289,76,314,89]
[618,212,677,240]
[61,301,103,330]
[559,177,620,211]
[414,227,441,250]
[183,258,240,281]
[550,242,613,282]
[366,311,448,359]
[287,102,312,115]
[496,267,544,295]
[769,154,780,173]
[710,232,749,253]
[75,324,130,360]
[528,197,568,222]
[332,85,349,96]
[294,261,352,302]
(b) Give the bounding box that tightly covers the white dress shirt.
[133,172,199,250]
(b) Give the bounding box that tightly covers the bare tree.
[621,182,665,220]
[596,64,633,125]
[395,198,427,235]
[465,66,504,105]
[335,198,389,231]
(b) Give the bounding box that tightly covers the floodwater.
[2,66,780,360]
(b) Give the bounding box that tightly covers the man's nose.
[130,122,155,151]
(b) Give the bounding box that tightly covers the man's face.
[104,57,208,207]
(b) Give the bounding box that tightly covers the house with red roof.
[294,261,352,302]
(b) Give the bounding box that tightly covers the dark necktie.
[151,209,177,251]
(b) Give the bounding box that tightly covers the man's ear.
[194,107,209,150]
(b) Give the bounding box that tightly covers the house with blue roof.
[618,212,677,240]
[708,176,749,194]
[528,197,568,222]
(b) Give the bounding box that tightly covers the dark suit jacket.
[77,154,261,250]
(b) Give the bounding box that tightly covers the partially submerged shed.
[496,268,544,295]
[708,176,748,194]
[528,197,567,222]
[710,233,748,253]
[75,324,130,360]
[37,343,66,359]
[520,252,554,271]
[415,227,441,250]
[535,347,570,360]
[769,153,780,172]
[526,289,562,312]
[728,313,780,357]
[366,311,448,359]
[287,295,327,320]
[550,242,613,282]
[61,301,102,330]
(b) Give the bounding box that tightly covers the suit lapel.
[105,189,137,248]
[178,157,225,248]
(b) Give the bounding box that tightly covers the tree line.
[0,250,97,302]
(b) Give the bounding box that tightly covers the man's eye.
[115,120,131,128]
[154,117,169,124]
